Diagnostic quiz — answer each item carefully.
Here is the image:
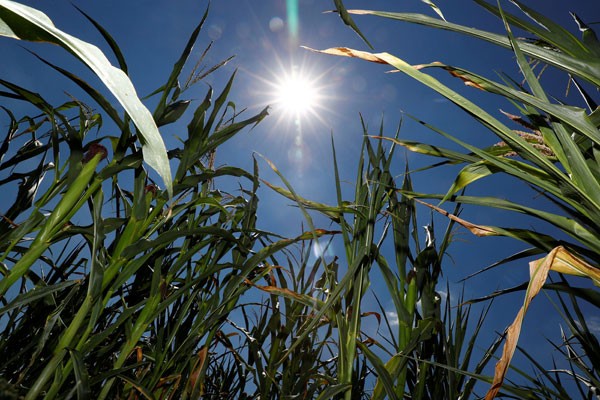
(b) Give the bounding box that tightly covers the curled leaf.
[549,246,600,286]
[303,46,389,64]
[485,247,555,399]
[331,0,373,49]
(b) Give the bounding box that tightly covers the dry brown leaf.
[500,110,539,131]
[416,200,598,284]
[361,311,382,325]
[302,46,389,64]
[252,283,318,305]
[303,46,487,92]
[550,246,600,286]
[446,69,486,90]
[411,200,598,397]
[187,346,208,394]
[414,199,498,236]
[485,247,558,399]
[255,284,304,300]
[303,46,429,72]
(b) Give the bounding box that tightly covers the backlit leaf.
[0,1,173,197]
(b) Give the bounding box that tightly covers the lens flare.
[286,0,299,41]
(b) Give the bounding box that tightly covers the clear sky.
[1,0,599,392]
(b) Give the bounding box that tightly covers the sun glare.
[247,58,334,131]
[275,74,317,116]
[245,57,337,174]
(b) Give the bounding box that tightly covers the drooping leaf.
[339,8,600,87]
[331,0,373,49]
[72,4,129,73]
[0,1,173,197]
[485,246,589,399]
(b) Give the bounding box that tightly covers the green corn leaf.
[332,0,373,49]
[316,384,353,400]
[420,0,445,21]
[0,280,79,315]
[341,9,600,87]
[0,1,173,197]
[571,12,600,57]
[156,100,191,127]
[155,6,209,115]
[497,4,600,218]
[73,4,129,73]
[0,150,103,296]
[69,349,91,399]
[476,0,587,57]
[358,340,401,400]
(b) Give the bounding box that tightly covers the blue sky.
[1,0,599,393]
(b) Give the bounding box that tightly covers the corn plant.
[261,121,498,399]
[318,0,600,398]
[0,2,506,399]
[0,4,305,399]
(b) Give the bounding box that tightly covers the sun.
[244,57,335,130]
[243,57,338,172]
[274,73,318,117]
[265,63,330,124]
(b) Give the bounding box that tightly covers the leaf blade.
[0,1,173,197]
